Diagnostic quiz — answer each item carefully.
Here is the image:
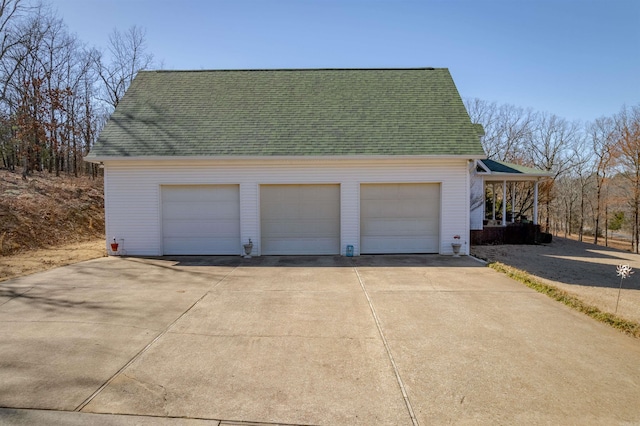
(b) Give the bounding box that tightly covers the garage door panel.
[261,184,340,255]
[362,219,437,236]
[299,203,340,219]
[364,201,437,218]
[361,183,439,254]
[162,185,240,255]
[163,201,238,220]
[266,219,338,236]
[361,236,439,254]
[162,186,239,202]
[163,237,240,254]
[262,238,338,255]
[163,219,240,237]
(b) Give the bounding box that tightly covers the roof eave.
[480,172,553,181]
[85,153,487,164]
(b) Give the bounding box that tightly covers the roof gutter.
[85,154,488,164]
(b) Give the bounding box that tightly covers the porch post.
[533,180,539,225]
[502,180,507,226]
[492,183,496,221]
[511,182,516,223]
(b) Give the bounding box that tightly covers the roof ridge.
[144,67,445,74]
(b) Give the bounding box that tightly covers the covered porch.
[470,159,552,245]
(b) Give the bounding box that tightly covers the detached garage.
[87,68,487,256]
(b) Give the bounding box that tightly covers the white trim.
[534,181,539,225]
[86,154,487,164]
[502,180,507,227]
[511,182,516,223]
[465,161,470,254]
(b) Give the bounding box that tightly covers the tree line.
[2,2,639,250]
[465,98,640,251]
[0,0,153,178]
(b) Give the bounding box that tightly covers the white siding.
[239,182,259,254]
[340,181,360,255]
[103,158,471,256]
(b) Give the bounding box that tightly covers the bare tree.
[587,116,618,244]
[94,25,153,110]
[0,0,29,99]
[571,137,595,240]
[465,98,535,162]
[527,113,580,230]
[616,104,640,252]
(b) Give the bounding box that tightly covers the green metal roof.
[87,68,486,159]
[480,159,552,176]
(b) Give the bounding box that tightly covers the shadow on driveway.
[472,237,640,289]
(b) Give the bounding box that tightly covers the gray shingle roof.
[87,68,486,159]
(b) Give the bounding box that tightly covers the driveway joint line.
[351,262,419,426]
[73,263,241,412]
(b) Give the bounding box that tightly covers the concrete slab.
[0,408,220,425]
[83,263,409,424]
[83,333,410,425]
[0,256,239,410]
[1,254,640,425]
[357,261,640,425]
[171,288,378,339]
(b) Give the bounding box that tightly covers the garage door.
[360,183,440,254]
[162,185,240,255]
[261,184,340,255]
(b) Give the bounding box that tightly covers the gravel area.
[471,237,640,325]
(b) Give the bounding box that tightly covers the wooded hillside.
[0,0,638,256]
[0,0,153,178]
[466,99,640,251]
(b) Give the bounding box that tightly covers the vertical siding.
[240,182,259,255]
[438,161,469,255]
[340,181,359,255]
[105,168,161,256]
[103,159,471,256]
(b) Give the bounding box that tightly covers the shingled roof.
[87,68,486,159]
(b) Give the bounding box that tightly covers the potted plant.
[451,235,461,257]
[110,238,119,253]
[243,239,253,258]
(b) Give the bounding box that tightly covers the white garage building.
[86,68,486,256]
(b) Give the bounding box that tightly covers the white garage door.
[261,184,340,255]
[360,183,440,254]
[162,185,240,255]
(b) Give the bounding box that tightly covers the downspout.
[465,159,471,254]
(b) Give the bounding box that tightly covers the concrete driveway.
[1,255,639,425]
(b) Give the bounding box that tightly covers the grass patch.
[489,261,640,339]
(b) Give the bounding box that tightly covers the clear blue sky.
[53,0,639,123]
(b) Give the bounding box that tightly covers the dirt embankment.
[0,169,105,256]
[0,169,107,281]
